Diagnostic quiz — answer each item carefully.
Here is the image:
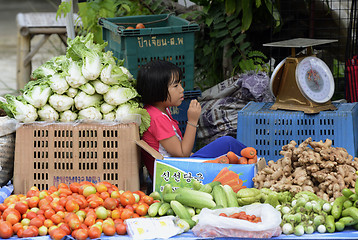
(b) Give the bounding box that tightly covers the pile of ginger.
[253,137,358,202]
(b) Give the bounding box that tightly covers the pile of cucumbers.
[147,181,239,230]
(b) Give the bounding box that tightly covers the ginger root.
[253,137,358,201]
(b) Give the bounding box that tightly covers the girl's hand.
[187,99,201,125]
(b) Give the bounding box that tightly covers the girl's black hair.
[136,60,183,105]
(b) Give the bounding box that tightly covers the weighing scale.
[263,38,338,114]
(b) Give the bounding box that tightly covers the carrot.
[226,151,239,164]
[247,155,258,164]
[203,156,229,164]
[240,147,257,159]
[203,159,218,163]
[238,157,248,164]
[216,156,229,164]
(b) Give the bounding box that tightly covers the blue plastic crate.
[170,90,202,135]
[237,101,358,161]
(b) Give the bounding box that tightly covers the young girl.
[136,60,246,178]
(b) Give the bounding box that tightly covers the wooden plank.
[24,35,50,66]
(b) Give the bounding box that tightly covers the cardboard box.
[136,140,266,194]
[14,122,141,194]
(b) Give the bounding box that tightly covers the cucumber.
[212,185,228,208]
[170,200,191,219]
[331,196,347,219]
[175,193,216,209]
[342,188,354,198]
[148,201,162,217]
[338,216,358,226]
[166,208,174,216]
[325,215,335,233]
[342,207,358,222]
[175,187,213,200]
[199,184,213,193]
[158,202,171,216]
[335,221,345,232]
[222,185,239,207]
[163,184,173,195]
[182,218,196,229]
[192,180,203,191]
[163,193,179,203]
[208,181,221,188]
[349,193,358,202]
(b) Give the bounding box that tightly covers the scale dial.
[295,56,335,103]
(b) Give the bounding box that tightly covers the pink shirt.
[141,105,183,177]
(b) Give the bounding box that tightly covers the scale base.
[271,101,337,114]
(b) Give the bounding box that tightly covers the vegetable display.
[0,33,150,134]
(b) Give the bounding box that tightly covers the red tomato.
[120,208,133,221]
[59,223,71,235]
[22,226,39,238]
[120,191,135,206]
[12,222,23,234]
[103,223,116,236]
[116,223,127,235]
[136,203,149,216]
[136,23,145,29]
[142,195,154,205]
[133,190,146,199]
[50,227,67,240]
[69,182,81,193]
[14,201,29,215]
[88,225,102,239]
[74,228,89,240]
[16,228,24,238]
[125,204,134,212]
[29,217,44,228]
[0,221,13,238]
[104,197,117,210]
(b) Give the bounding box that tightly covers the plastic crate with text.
[170,90,202,135]
[100,14,200,91]
[13,123,141,194]
[237,101,358,162]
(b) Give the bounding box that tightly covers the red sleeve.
[150,114,176,141]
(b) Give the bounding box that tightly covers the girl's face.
[166,73,184,107]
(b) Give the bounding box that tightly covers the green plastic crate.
[100,14,200,91]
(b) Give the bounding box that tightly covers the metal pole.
[62,0,75,40]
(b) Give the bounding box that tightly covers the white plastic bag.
[192,204,282,238]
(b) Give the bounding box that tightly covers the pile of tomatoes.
[0,181,156,239]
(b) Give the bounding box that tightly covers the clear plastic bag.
[192,203,282,238]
